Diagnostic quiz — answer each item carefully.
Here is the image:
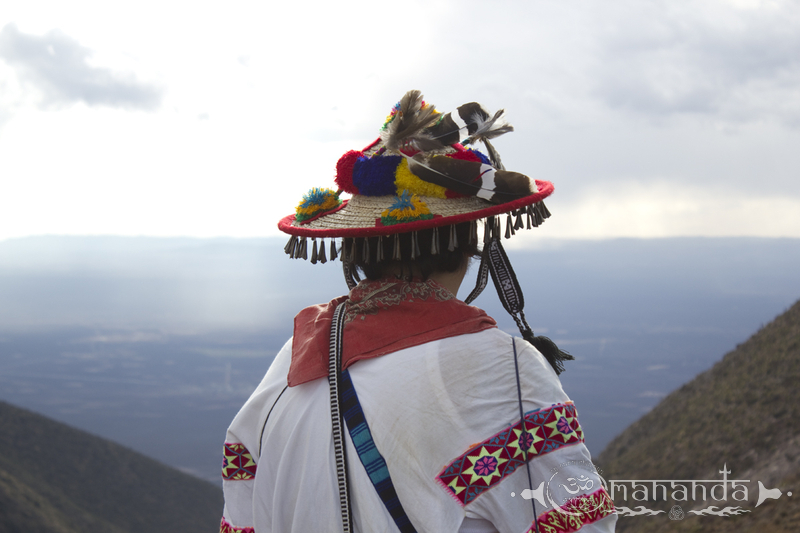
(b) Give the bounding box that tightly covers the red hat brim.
[278,180,554,238]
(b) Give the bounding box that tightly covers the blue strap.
[339,369,418,533]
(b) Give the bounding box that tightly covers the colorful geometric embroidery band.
[220,517,254,533]
[436,403,584,506]
[530,488,615,533]
[222,442,257,480]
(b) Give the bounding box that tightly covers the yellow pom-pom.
[295,188,341,221]
[380,191,434,226]
[394,159,447,198]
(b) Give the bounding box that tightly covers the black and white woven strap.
[464,246,490,305]
[328,302,353,533]
[484,237,573,375]
[485,237,531,331]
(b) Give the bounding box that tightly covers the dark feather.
[407,154,534,203]
[483,138,505,170]
[380,90,443,153]
[464,109,514,143]
[460,109,514,169]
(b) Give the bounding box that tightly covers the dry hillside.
[597,300,800,532]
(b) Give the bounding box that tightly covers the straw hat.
[278,90,554,262]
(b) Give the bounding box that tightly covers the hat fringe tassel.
[283,201,550,264]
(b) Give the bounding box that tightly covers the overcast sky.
[2,0,799,243]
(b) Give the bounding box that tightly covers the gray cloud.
[591,1,800,125]
[0,23,162,110]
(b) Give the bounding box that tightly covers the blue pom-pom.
[469,149,492,165]
[352,155,403,196]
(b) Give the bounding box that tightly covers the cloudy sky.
[2,0,799,243]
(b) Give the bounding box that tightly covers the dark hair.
[343,222,480,281]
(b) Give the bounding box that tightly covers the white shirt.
[221,328,617,533]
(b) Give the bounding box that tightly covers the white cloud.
[0,23,161,110]
[589,0,800,126]
[1,0,799,241]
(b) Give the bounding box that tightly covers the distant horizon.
[2,234,799,482]
[4,232,800,244]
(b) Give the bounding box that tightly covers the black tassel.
[349,239,357,263]
[495,217,501,239]
[484,217,493,242]
[284,235,297,256]
[431,226,439,255]
[393,234,401,260]
[539,201,551,219]
[363,238,370,264]
[534,204,544,226]
[528,205,538,228]
[526,206,533,229]
[515,209,524,230]
[299,237,308,260]
[469,220,478,244]
[310,238,318,264]
[377,236,384,263]
[526,334,575,376]
[448,224,458,251]
[319,239,327,263]
[330,239,338,261]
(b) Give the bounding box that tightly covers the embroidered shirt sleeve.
[222,442,258,480]
[530,488,615,533]
[221,441,257,532]
[437,402,584,506]
[220,517,255,533]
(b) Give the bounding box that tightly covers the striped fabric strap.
[328,302,353,533]
[340,368,418,533]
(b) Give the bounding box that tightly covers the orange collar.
[288,279,497,386]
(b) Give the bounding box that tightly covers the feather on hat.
[278,90,553,238]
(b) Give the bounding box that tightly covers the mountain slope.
[0,400,223,533]
[597,299,800,532]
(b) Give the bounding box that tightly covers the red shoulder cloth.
[288,279,497,386]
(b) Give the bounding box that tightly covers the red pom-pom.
[447,150,482,163]
[335,150,363,194]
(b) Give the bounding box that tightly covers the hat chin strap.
[343,260,360,290]
[467,236,574,375]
